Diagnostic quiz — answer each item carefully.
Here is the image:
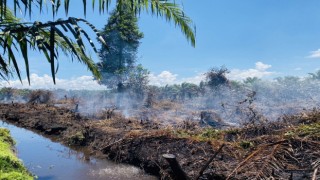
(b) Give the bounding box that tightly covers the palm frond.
[130,0,195,46]
[2,1,195,46]
[0,8,103,83]
[0,0,195,83]
[151,1,195,46]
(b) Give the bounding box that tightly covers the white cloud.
[148,71,178,86]
[307,49,320,58]
[148,62,274,86]
[149,71,206,86]
[181,74,206,84]
[294,67,302,71]
[255,61,271,70]
[228,62,274,80]
[3,62,275,89]
[1,74,107,90]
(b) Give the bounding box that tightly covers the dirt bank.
[0,103,319,179]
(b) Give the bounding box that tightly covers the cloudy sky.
[4,0,320,89]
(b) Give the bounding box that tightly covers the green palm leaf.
[0,0,195,84]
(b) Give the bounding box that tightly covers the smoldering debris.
[2,76,320,128]
[80,79,318,128]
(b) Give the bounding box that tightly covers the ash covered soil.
[0,103,319,179]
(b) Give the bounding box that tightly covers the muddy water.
[0,121,156,180]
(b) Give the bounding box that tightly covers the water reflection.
[0,121,156,180]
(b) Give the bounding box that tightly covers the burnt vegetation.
[27,90,54,104]
[0,69,320,179]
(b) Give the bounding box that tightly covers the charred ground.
[0,102,319,179]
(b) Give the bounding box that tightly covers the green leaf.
[78,18,107,46]
[83,0,86,16]
[65,18,86,55]
[18,33,30,84]
[64,0,70,15]
[54,26,81,60]
[7,46,22,83]
[50,25,56,84]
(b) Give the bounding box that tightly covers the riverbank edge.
[0,128,34,180]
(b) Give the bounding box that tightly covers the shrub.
[28,90,53,104]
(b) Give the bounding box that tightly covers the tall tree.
[97,3,143,89]
[0,1,195,84]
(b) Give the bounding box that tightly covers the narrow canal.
[0,121,156,180]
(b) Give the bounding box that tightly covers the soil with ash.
[0,103,319,180]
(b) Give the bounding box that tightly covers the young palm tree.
[0,0,195,84]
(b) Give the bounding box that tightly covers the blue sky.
[5,0,320,89]
[137,0,320,77]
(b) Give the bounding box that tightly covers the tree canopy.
[97,3,143,89]
[0,0,195,84]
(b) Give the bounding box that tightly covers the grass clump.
[288,122,320,139]
[68,131,86,146]
[0,128,33,180]
[198,128,222,140]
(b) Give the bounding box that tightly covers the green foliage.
[0,8,103,84]
[97,3,143,89]
[0,87,14,100]
[68,131,86,145]
[174,128,223,141]
[159,84,181,100]
[0,128,14,145]
[0,128,33,180]
[127,64,150,99]
[285,122,320,139]
[0,1,195,84]
[198,128,222,139]
[1,1,195,46]
[180,82,199,99]
[243,77,260,85]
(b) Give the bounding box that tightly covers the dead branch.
[195,143,225,180]
[226,140,287,179]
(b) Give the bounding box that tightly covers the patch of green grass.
[173,129,192,139]
[68,131,86,145]
[198,128,222,140]
[293,122,320,138]
[0,128,33,180]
